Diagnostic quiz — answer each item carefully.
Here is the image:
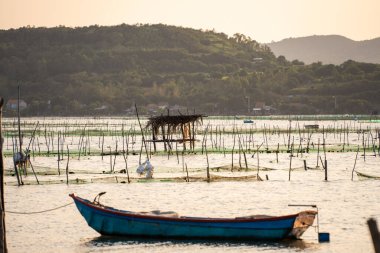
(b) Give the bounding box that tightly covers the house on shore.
[252,102,276,115]
[6,99,27,110]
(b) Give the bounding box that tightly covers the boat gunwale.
[70,193,299,223]
[355,171,380,179]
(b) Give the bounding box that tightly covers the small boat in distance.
[304,124,319,129]
[243,119,254,123]
[70,193,317,241]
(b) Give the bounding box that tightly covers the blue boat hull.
[70,194,298,240]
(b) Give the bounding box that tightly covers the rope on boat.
[5,202,73,214]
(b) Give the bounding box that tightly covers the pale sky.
[0,0,379,43]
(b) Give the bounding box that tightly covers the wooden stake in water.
[112,141,118,172]
[135,104,149,161]
[109,146,112,172]
[323,138,328,181]
[66,146,70,185]
[17,86,23,168]
[12,133,22,185]
[204,126,210,182]
[175,142,179,164]
[25,123,39,184]
[363,133,366,161]
[238,135,242,170]
[57,131,60,176]
[185,163,189,182]
[101,133,105,160]
[276,143,279,163]
[257,145,260,179]
[122,148,130,184]
[316,138,320,167]
[288,138,294,181]
[287,121,292,150]
[377,131,380,156]
[351,145,360,181]
[0,97,8,252]
[242,142,248,171]
[28,160,39,185]
[231,125,236,171]
[205,140,210,182]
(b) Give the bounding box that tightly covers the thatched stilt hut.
[146,114,204,151]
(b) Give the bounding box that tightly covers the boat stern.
[288,210,317,239]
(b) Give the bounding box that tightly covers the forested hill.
[0,24,380,116]
[267,35,380,65]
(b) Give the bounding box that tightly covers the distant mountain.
[267,35,380,65]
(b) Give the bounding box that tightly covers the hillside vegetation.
[0,24,380,116]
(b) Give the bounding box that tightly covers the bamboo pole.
[316,138,320,167]
[122,132,130,183]
[135,104,149,161]
[17,86,23,170]
[192,120,195,151]
[288,138,294,181]
[378,131,380,156]
[26,123,39,184]
[181,124,186,151]
[238,134,242,170]
[57,131,60,176]
[112,141,118,172]
[231,125,236,171]
[109,146,112,172]
[101,133,104,160]
[175,142,179,164]
[242,141,248,171]
[12,133,21,186]
[351,145,360,181]
[276,143,279,163]
[363,133,366,161]
[28,161,39,185]
[256,145,260,179]
[185,163,189,182]
[152,127,157,152]
[287,120,292,150]
[323,138,328,181]
[161,125,167,152]
[181,151,185,172]
[66,146,70,185]
[204,126,210,182]
[201,125,207,155]
[87,130,91,155]
[0,97,8,253]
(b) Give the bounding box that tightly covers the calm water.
[3,117,380,253]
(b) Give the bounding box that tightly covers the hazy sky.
[1,0,379,43]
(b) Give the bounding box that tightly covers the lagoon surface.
[3,117,380,253]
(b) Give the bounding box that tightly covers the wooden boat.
[70,193,316,240]
[304,124,319,129]
[356,171,380,180]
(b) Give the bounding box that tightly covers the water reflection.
[86,235,318,251]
